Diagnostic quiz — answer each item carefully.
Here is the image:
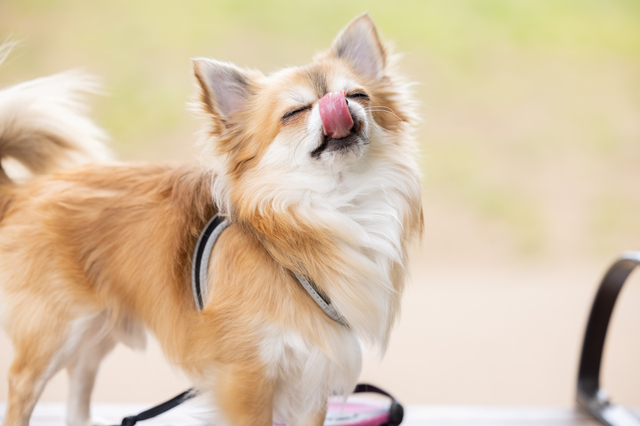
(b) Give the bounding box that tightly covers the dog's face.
[256,61,372,170]
[193,14,412,215]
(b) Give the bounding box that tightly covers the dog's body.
[0,15,422,426]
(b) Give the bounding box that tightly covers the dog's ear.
[192,58,258,124]
[330,14,386,80]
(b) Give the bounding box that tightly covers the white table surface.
[2,402,638,426]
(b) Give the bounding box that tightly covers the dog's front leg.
[307,404,327,426]
[214,363,274,426]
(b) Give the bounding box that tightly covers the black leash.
[112,383,402,426]
[113,388,198,426]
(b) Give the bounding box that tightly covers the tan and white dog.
[0,14,422,426]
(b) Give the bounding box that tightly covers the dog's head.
[193,14,415,218]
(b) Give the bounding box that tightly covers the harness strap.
[191,214,229,311]
[191,214,348,327]
[295,273,347,326]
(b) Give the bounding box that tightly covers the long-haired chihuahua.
[0,14,422,426]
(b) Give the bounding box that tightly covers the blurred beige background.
[1,0,639,407]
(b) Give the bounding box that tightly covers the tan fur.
[0,14,422,426]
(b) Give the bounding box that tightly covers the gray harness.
[191,214,348,326]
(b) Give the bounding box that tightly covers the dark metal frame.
[577,251,640,426]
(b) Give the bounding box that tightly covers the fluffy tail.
[0,42,111,185]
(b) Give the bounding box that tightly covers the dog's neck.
[223,153,422,350]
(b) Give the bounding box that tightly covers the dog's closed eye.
[282,104,312,122]
[346,91,370,101]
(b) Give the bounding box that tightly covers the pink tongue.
[319,91,354,139]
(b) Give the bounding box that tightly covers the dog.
[0,14,422,426]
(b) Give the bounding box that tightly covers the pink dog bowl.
[324,395,393,426]
[274,392,400,426]
[275,384,403,426]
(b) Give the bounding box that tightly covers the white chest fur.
[259,323,362,426]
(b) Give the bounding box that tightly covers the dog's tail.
[0,42,111,188]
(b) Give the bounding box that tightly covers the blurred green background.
[1,0,639,406]
[2,0,639,260]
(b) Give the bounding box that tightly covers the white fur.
[259,324,361,426]
[185,323,362,426]
[208,81,420,348]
